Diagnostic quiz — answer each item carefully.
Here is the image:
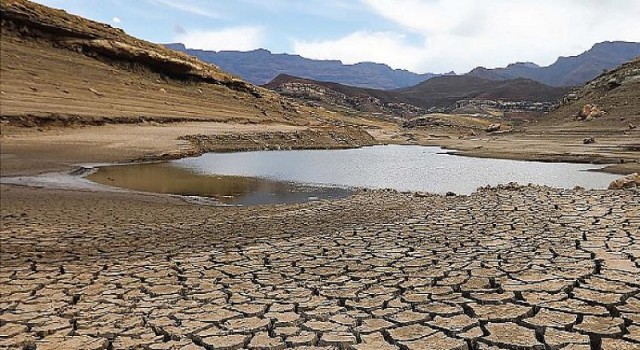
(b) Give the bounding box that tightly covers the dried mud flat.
[1,183,638,350]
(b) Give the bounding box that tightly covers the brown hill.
[534,57,640,130]
[396,76,570,110]
[263,74,424,119]
[0,0,310,126]
[265,73,569,116]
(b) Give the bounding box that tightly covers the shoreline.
[0,142,624,205]
[0,122,640,177]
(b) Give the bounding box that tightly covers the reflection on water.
[173,145,619,194]
[87,145,620,204]
[86,163,352,205]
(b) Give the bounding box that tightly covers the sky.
[33,0,640,74]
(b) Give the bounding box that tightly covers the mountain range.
[467,41,640,87]
[166,41,640,90]
[164,44,443,90]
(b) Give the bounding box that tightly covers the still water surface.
[88,145,619,205]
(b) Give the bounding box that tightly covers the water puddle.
[30,145,620,206]
[85,162,352,205]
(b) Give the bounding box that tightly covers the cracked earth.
[0,184,638,350]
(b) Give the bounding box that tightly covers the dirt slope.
[0,0,309,125]
[533,57,640,131]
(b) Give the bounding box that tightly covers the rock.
[583,137,595,144]
[159,88,167,93]
[577,104,604,121]
[606,77,621,89]
[485,123,501,132]
[629,123,637,129]
[608,173,640,189]
[88,87,103,96]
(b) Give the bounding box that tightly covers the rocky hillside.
[395,76,569,111]
[0,0,311,126]
[535,57,640,130]
[264,74,424,119]
[265,73,569,117]
[165,44,443,90]
[467,41,640,86]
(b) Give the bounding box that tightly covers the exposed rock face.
[609,173,640,189]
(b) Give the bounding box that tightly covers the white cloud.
[294,32,429,71]
[112,17,121,24]
[296,0,640,73]
[148,0,220,19]
[176,27,264,51]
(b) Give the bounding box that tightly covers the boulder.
[608,173,640,190]
[577,104,605,121]
[485,123,501,132]
[583,137,596,144]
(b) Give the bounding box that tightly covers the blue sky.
[33,0,640,74]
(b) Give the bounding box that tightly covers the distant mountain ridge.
[166,41,640,90]
[466,41,640,86]
[164,44,443,90]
